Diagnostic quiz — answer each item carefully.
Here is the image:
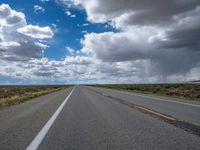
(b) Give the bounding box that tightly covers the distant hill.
[190,80,200,83]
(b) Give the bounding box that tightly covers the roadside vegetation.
[92,84,200,101]
[0,85,69,107]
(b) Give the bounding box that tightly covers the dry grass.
[0,85,69,107]
[92,84,200,101]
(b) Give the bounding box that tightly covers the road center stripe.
[26,88,75,150]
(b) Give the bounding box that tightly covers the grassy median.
[0,85,69,107]
[92,84,200,101]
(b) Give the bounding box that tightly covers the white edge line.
[127,92,200,108]
[26,88,75,150]
[104,88,200,108]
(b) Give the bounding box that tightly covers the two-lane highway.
[0,86,200,150]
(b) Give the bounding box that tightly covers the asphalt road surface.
[0,86,200,150]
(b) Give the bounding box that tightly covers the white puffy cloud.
[64,10,71,16]
[0,3,26,26]
[64,10,76,18]
[17,25,53,39]
[0,4,53,61]
[65,46,75,55]
[33,5,45,13]
[81,28,157,62]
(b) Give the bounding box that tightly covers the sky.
[0,0,200,84]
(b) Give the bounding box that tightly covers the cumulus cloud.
[65,46,75,55]
[0,3,26,26]
[0,55,96,83]
[33,5,45,13]
[81,29,156,62]
[0,4,53,61]
[81,31,200,77]
[64,10,71,16]
[61,0,200,82]
[64,10,76,18]
[17,25,53,39]
[1,1,200,84]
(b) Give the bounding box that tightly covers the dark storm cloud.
[72,0,200,25]
[161,24,200,50]
[115,0,200,26]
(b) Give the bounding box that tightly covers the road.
[0,86,200,150]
